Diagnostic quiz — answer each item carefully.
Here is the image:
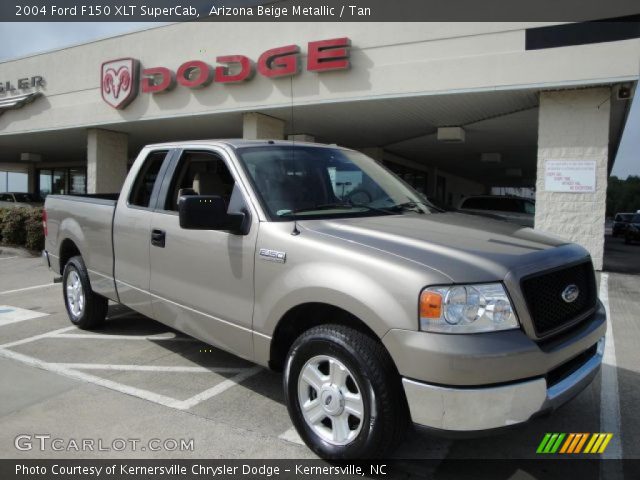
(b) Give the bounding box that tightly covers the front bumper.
[402,336,604,431]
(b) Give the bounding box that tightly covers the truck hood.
[300,212,579,283]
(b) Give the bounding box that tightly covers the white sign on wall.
[544,160,597,193]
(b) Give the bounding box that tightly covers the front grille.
[521,260,597,337]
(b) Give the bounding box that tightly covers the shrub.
[0,207,44,251]
[24,209,45,251]
[1,208,28,245]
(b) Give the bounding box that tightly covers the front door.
[148,148,258,360]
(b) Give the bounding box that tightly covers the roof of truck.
[145,139,344,149]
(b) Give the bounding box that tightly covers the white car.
[458,195,535,227]
[0,192,43,209]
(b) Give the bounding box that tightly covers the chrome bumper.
[402,336,604,432]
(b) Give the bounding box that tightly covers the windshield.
[235,145,436,220]
[632,214,640,223]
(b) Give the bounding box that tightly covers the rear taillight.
[42,209,48,237]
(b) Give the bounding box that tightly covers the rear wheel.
[284,324,408,459]
[62,255,108,329]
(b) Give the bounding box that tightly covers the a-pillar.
[87,129,128,194]
[534,87,610,270]
[243,112,285,140]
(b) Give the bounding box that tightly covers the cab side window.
[128,150,168,208]
[164,151,235,211]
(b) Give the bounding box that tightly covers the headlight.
[419,283,519,333]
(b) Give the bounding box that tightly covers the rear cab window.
[128,150,169,208]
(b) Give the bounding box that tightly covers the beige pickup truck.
[43,140,606,459]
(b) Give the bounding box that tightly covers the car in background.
[624,213,640,244]
[458,195,535,227]
[0,192,43,209]
[612,212,634,237]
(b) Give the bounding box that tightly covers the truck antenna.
[290,76,300,236]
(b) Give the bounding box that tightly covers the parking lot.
[0,248,638,466]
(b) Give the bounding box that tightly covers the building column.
[27,163,37,194]
[86,128,128,194]
[242,112,285,140]
[287,134,315,143]
[535,88,610,270]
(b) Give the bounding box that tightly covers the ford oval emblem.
[561,284,580,303]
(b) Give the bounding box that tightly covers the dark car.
[624,213,640,244]
[458,195,535,227]
[613,212,634,237]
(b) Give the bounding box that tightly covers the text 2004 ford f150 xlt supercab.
[43,140,606,459]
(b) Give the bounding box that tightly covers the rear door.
[113,148,173,317]
[148,148,259,360]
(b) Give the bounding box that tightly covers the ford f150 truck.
[43,140,606,459]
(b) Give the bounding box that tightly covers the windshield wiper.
[279,203,357,216]
[386,201,426,214]
[279,203,392,216]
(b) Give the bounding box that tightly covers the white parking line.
[0,347,183,409]
[598,273,622,462]
[175,366,263,410]
[0,325,264,411]
[0,326,76,349]
[0,283,57,295]
[53,363,246,374]
[0,305,48,326]
[0,256,18,261]
[278,427,305,446]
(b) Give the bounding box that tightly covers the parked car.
[0,192,43,209]
[613,212,635,237]
[43,140,605,459]
[624,213,640,244]
[458,195,535,227]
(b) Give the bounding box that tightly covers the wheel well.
[59,239,80,275]
[269,303,381,371]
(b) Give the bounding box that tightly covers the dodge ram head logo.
[101,58,139,109]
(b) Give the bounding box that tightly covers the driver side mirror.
[178,195,249,235]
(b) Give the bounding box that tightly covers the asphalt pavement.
[0,246,637,470]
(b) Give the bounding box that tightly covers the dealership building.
[1,21,639,269]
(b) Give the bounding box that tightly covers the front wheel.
[284,324,408,459]
[62,255,108,329]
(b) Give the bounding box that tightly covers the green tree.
[607,175,640,216]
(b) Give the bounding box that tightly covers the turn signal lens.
[420,291,442,318]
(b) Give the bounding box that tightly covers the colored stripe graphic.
[537,433,613,454]
[574,433,589,453]
[537,433,552,453]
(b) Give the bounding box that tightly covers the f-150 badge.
[259,248,286,263]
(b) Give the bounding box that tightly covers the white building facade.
[1,21,639,269]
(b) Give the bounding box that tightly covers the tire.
[284,324,408,459]
[62,255,108,329]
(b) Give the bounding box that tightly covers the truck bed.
[44,193,119,301]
